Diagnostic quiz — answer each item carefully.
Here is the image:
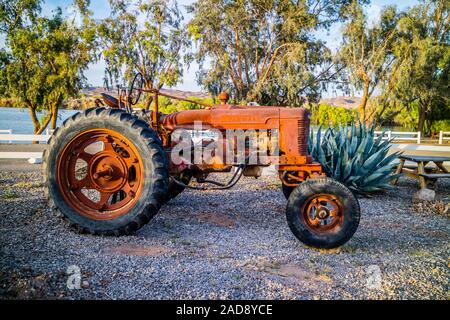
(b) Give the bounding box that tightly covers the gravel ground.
[0,169,448,300]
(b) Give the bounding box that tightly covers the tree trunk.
[51,104,58,130]
[28,106,51,143]
[358,80,370,123]
[417,103,427,134]
[143,81,154,110]
[28,106,40,134]
[144,95,154,111]
[35,115,51,135]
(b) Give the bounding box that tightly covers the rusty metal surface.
[301,194,343,233]
[100,88,322,186]
[56,129,143,220]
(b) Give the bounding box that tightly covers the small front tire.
[286,177,360,249]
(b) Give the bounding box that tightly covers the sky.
[43,0,421,96]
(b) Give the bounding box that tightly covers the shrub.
[308,123,402,194]
[310,103,356,126]
[136,95,216,114]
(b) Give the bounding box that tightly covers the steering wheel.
[129,72,144,105]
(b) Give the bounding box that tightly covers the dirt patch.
[267,263,333,286]
[197,212,236,228]
[241,258,334,287]
[105,245,174,257]
[413,201,450,217]
[0,270,69,299]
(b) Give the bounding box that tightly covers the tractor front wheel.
[286,177,360,249]
[43,108,169,235]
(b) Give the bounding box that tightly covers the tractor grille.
[298,119,309,155]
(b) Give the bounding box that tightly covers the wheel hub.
[302,194,343,233]
[317,207,330,219]
[89,152,128,193]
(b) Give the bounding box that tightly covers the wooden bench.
[396,163,436,173]
[419,173,450,179]
[392,155,450,189]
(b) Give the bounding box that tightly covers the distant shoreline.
[0,106,85,111]
[0,100,94,111]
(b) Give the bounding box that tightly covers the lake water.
[0,107,78,134]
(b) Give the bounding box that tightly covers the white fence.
[0,129,13,143]
[0,129,53,143]
[374,130,450,145]
[439,131,450,145]
[374,131,422,144]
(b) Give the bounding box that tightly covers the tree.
[387,0,450,134]
[0,0,41,33]
[0,0,95,133]
[188,0,363,106]
[337,1,399,122]
[97,0,189,109]
[310,103,356,126]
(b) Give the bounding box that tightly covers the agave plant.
[308,123,402,194]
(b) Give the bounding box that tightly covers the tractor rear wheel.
[286,178,360,249]
[43,107,169,235]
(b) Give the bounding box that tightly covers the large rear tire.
[43,107,169,235]
[286,177,360,249]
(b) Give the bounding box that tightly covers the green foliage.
[0,0,95,133]
[427,119,450,133]
[0,0,41,33]
[308,123,402,194]
[2,188,17,199]
[310,104,356,126]
[135,96,216,114]
[338,2,399,122]
[188,0,364,106]
[97,0,190,107]
[380,0,450,134]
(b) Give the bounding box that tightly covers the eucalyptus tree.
[0,0,41,33]
[388,0,450,133]
[337,2,400,122]
[97,0,190,109]
[188,0,364,106]
[0,0,95,133]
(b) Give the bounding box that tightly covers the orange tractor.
[43,73,360,249]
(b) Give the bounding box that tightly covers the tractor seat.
[101,93,125,108]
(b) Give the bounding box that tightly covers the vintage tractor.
[43,73,360,249]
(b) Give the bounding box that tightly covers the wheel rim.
[56,129,143,220]
[301,194,343,233]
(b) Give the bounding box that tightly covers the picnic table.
[392,155,450,189]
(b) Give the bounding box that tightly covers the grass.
[408,249,431,258]
[2,188,18,199]
[13,181,34,188]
